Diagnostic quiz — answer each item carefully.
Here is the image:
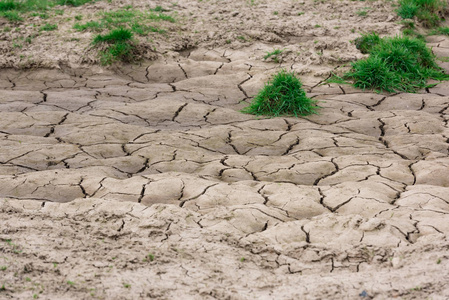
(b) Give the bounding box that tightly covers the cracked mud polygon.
[1,0,449,299]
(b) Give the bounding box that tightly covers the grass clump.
[0,0,18,11]
[345,34,449,92]
[242,70,319,117]
[354,32,381,54]
[93,28,136,65]
[396,0,446,27]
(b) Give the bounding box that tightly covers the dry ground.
[1,0,449,299]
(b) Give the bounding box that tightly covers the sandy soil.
[1,0,449,299]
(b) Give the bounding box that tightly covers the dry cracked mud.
[1,0,449,299]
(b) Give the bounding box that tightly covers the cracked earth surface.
[2,0,449,299]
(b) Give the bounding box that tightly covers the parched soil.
[1,0,449,299]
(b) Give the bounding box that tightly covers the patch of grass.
[1,10,22,21]
[0,0,18,11]
[123,283,131,288]
[67,281,75,286]
[93,27,132,43]
[438,56,449,62]
[150,5,169,12]
[402,28,425,40]
[131,23,165,35]
[396,0,446,27]
[354,32,381,54]
[39,23,57,31]
[241,70,319,117]
[397,0,418,18]
[429,26,449,35]
[356,8,369,16]
[30,11,48,18]
[148,12,175,23]
[73,20,102,32]
[76,8,172,36]
[55,0,94,7]
[0,266,6,271]
[345,35,449,92]
[263,49,283,63]
[143,253,154,262]
[93,28,136,65]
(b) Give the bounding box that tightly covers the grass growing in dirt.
[429,26,449,35]
[0,0,95,22]
[93,28,137,65]
[396,0,446,27]
[340,34,449,92]
[263,49,283,63]
[242,70,319,117]
[73,8,174,35]
[74,7,175,64]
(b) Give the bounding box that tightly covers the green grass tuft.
[354,32,381,54]
[396,0,446,27]
[0,0,18,11]
[345,35,449,92]
[242,70,319,117]
[93,28,136,65]
[93,27,133,44]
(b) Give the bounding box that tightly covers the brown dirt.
[1,0,449,299]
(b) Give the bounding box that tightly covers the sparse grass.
[263,49,283,63]
[241,70,319,117]
[143,253,155,262]
[0,0,94,23]
[356,8,369,16]
[429,26,449,35]
[402,28,425,40]
[344,35,449,92]
[55,0,94,6]
[74,8,173,35]
[73,20,102,32]
[39,23,57,31]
